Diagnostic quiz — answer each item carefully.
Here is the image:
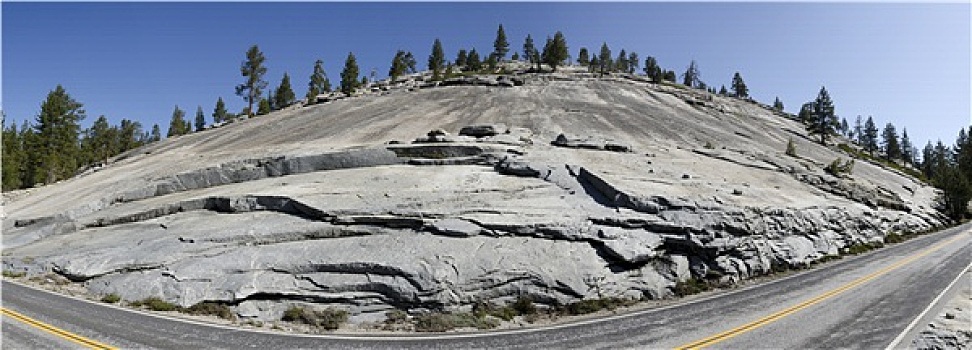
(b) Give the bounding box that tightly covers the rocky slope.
[2,66,946,324]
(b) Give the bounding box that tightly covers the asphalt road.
[2,222,969,349]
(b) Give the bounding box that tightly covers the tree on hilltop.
[807,86,838,145]
[597,42,612,77]
[881,122,901,161]
[682,60,701,88]
[493,24,509,61]
[306,60,331,104]
[901,128,914,165]
[523,35,538,71]
[627,52,639,74]
[194,106,206,132]
[428,39,445,80]
[643,56,661,82]
[772,97,783,111]
[340,52,360,95]
[862,116,879,155]
[615,49,628,73]
[167,105,188,137]
[455,49,468,70]
[541,31,569,72]
[577,47,590,67]
[235,45,267,118]
[274,73,295,109]
[731,72,748,98]
[33,85,85,185]
[213,97,228,123]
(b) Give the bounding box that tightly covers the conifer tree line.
[793,86,972,220]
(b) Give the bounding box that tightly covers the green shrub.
[704,141,715,149]
[673,278,711,297]
[184,302,235,320]
[101,294,121,304]
[512,296,537,315]
[131,297,179,311]
[385,309,408,324]
[281,306,348,330]
[561,297,631,315]
[884,232,905,244]
[413,312,499,332]
[843,241,884,255]
[825,158,855,176]
[2,270,26,278]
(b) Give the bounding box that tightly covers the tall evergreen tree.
[682,60,701,88]
[643,56,661,82]
[731,72,748,98]
[33,85,85,185]
[772,97,784,111]
[195,106,206,132]
[511,52,520,61]
[466,49,482,72]
[541,31,569,72]
[493,24,509,61]
[2,122,24,191]
[862,116,879,155]
[150,124,161,142]
[340,52,360,95]
[881,122,901,161]
[307,60,331,104]
[389,51,415,81]
[627,52,639,74]
[235,45,268,118]
[900,128,914,165]
[117,119,143,151]
[577,47,590,67]
[167,106,188,137]
[853,116,864,145]
[213,97,228,124]
[455,49,468,69]
[615,49,628,73]
[523,35,538,71]
[598,42,612,77]
[428,38,445,80]
[257,99,271,115]
[807,86,837,145]
[839,117,849,137]
[274,73,296,109]
[662,70,677,83]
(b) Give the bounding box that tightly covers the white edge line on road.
[884,260,972,350]
[4,227,969,342]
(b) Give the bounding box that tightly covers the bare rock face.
[1,71,946,324]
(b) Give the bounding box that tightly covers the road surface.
[3,223,969,349]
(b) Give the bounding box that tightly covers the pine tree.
[455,49,468,70]
[839,117,849,137]
[389,51,415,81]
[798,103,813,124]
[731,72,748,98]
[853,116,864,145]
[167,106,188,137]
[627,52,639,74]
[235,45,268,118]
[577,47,590,66]
[493,24,509,61]
[340,52,360,96]
[274,73,295,109]
[682,60,701,88]
[257,99,271,115]
[213,97,228,124]
[117,119,143,151]
[307,59,331,103]
[807,86,837,145]
[881,122,901,161]
[87,115,115,164]
[772,97,784,111]
[33,85,85,185]
[466,49,481,72]
[485,53,498,72]
[643,56,661,82]
[511,52,520,61]
[900,128,914,165]
[541,31,569,72]
[18,120,38,188]
[195,106,206,132]
[663,70,677,83]
[523,35,538,71]
[150,124,161,142]
[862,116,879,155]
[598,42,612,77]
[428,38,445,80]
[589,56,599,74]
[2,122,24,191]
[616,49,628,73]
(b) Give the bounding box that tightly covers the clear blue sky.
[3,2,969,148]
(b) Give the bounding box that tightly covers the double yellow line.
[676,233,967,350]
[1,307,117,350]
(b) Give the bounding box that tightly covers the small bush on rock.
[281,306,348,330]
[184,302,235,320]
[131,297,179,311]
[785,138,797,157]
[100,294,121,304]
[825,158,855,176]
[673,278,711,297]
